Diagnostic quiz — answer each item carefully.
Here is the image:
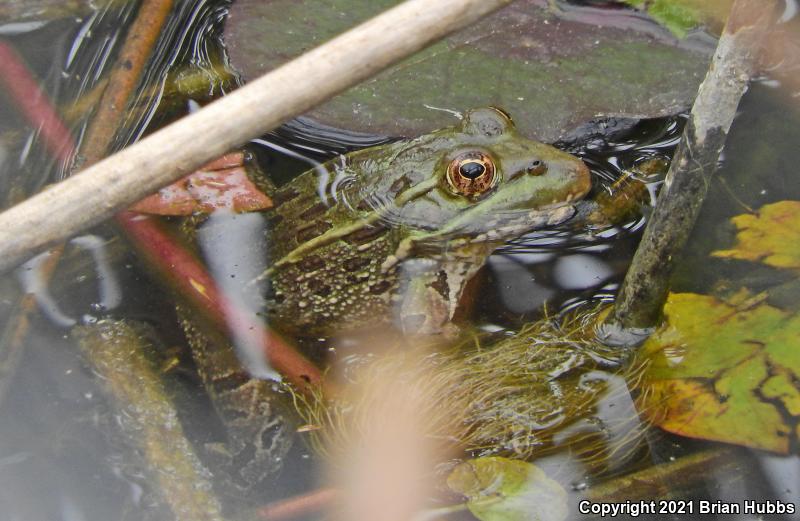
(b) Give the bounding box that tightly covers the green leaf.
[447,457,568,521]
[638,292,800,453]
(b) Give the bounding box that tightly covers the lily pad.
[225,0,713,141]
[447,457,568,521]
[712,201,800,270]
[638,292,800,453]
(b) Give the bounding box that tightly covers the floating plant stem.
[72,320,226,521]
[609,0,781,333]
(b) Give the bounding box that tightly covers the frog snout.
[565,159,592,202]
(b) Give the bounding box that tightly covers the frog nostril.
[459,161,486,179]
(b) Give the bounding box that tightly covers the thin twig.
[584,448,744,502]
[607,0,780,333]
[257,487,339,520]
[0,0,514,273]
[75,0,175,166]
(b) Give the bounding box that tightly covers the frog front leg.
[394,257,453,336]
[571,168,656,229]
[391,237,491,337]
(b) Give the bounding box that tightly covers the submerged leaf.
[712,201,800,270]
[447,457,568,521]
[130,153,272,215]
[638,292,800,453]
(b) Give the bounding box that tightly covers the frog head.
[384,107,591,246]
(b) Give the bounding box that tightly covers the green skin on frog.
[260,108,591,337]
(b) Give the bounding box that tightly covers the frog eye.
[446,152,497,198]
[527,160,547,176]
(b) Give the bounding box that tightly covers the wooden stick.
[584,448,744,502]
[119,211,323,390]
[608,0,779,333]
[0,0,513,273]
[76,0,175,166]
[74,320,226,521]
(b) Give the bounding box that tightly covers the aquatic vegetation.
[713,200,800,270]
[296,306,650,463]
[447,457,568,521]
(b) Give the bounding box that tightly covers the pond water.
[0,1,798,520]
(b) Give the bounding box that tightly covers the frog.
[171,108,637,497]
[257,107,592,337]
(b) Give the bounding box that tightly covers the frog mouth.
[464,204,577,244]
[411,203,578,251]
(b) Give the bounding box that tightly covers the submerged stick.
[76,0,175,166]
[0,42,74,166]
[609,0,779,332]
[257,487,339,521]
[584,448,744,502]
[0,0,513,273]
[73,320,226,521]
[120,211,323,390]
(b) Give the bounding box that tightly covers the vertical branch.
[609,0,780,333]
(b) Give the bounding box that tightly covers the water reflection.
[197,210,276,379]
[17,235,121,327]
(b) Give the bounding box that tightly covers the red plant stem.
[0,40,75,166]
[257,487,338,521]
[117,211,323,390]
[0,35,323,392]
